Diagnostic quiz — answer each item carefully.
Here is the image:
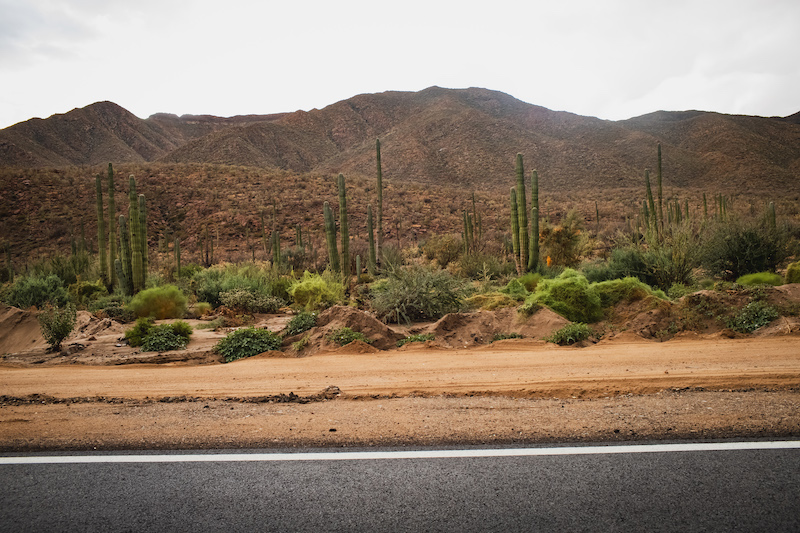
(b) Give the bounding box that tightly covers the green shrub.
[287,271,345,311]
[328,327,372,346]
[517,272,542,293]
[545,323,591,345]
[284,311,317,337]
[491,332,523,342]
[592,277,659,308]
[520,269,602,323]
[140,324,189,352]
[787,262,800,284]
[455,253,511,280]
[397,333,435,347]
[214,327,282,363]
[169,320,193,342]
[68,280,108,307]
[667,282,694,300]
[370,265,468,323]
[195,316,225,330]
[192,264,290,308]
[124,317,155,347]
[194,302,213,316]
[127,285,187,319]
[219,288,286,313]
[37,303,77,350]
[702,220,791,280]
[500,278,530,300]
[422,234,463,268]
[726,301,779,333]
[736,272,783,287]
[5,274,69,309]
[465,292,519,310]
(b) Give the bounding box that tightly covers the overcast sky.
[1,0,798,129]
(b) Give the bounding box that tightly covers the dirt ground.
[1,297,799,451]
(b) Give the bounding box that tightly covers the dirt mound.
[71,311,126,339]
[333,340,380,354]
[284,306,404,356]
[0,305,47,355]
[428,308,569,348]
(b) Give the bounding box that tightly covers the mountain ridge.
[1,87,798,192]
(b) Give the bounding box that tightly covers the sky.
[1,0,798,129]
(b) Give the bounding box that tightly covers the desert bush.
[287,270,345,311]
[520,269,602,323]
[491,332,523,342]
[397,333,435,347]
[88,294,135,322]
[284,311,317,337]
[124,317,155,347]
[500,279,529,300]
[192,263,290,308]
[4,274,69,309]
[37,303,77,350]
[194,302,213,316]
[735,272,783,286]
[539,210,591,267]
[139,323,191,352]
[592,277,664,308]
[219,288,286,313]
[127,285,187,319]
[726,301,779,333]
[68,280,108,307]
[517,272,542,292]
[327,327,372,346]
[786,262,800,284]
[545,323,591,345]
[701,220,791,280]
[370,265,469,323]
[455,252,511,280]
[465,292,519,310]
[214,327,282,362]
[422,234,463,268]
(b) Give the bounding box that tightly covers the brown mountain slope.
[1,87,799,194]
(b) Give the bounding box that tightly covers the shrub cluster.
[37,303,77,350]
[219,288,286,313]
[192,264,290,309]
[735,272,783,287]
[127,285,187,319]
[287,271,345,311]
[726,301,779,333]
[284,311,317,337]
[4,274,69,309]
[125,318,192,351]
[215,327,282,362]
[397,333,435,347]
[327,327,372,346]
[370,265,468,324]
[701,220,791,281]
[545,323,591,345]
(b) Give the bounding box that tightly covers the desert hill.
[2,87,798,192]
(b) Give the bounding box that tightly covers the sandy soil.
[1,300,799,451]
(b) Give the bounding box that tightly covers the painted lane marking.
[1,441,799,465]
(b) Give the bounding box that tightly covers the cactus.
[515,154,529,270]
[376,139,384,265]
[261,211,269,258]
[295,224,303,248]
[528,170,540,272]
[138,194,148,281]
[355,255,361,284]
[128,176,143,293]
[95,175,108,286]
[657,143,664,233]
[367,204,376,276]
[4,242,13,282]
[338,173,350,280]
[510,188,521,274]
[174,237,181,277]
[703,193,708,220]
[118,215,133,295]
[323,201,340,272]
[768,201,777,229]
[107,163,117,287]
[272,230,281,266]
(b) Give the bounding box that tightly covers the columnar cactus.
[657,143,664,233]
[128,176,144,293]
[338,173,350,279]
[528,170,540,272]
[138,194,148,280]
[118,215,133,295]
[376,139,383,265]
[367,204,376,276]
[515,154,529,270]
[323,201,340,272]
[510,188,521,274]
[107,163,117,287]
[174,237,181,277]
[95,175,108,286]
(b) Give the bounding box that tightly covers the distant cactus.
[338,173,350,279]
[95,175,108,286]
[128,176,143,293]
[138,194,148,280]
[510,188,521,274]
[323,201,340,272]
[367,204,376,275]
[657,143,664,232]
[118,215,133,295]
[174,237,181,277]
[107,163,117,287]
[767,201,776,229]
[515,154,529,269]
[528,170,540,272]
[376,139,384,265]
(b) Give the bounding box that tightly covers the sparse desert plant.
[786,261,800,284]
[520,269,602,323]
[327,327,372,346]
[465,292,519,310]
[370,265,468,323]
[422,234,463,268]
[592,277,664,308]
[37,303,77,350]
[139,323,191,352]
[215,327,282,362]
[735,272,783,286]
[5,274,69,309]
[725,301,779,333]
[287,270,345,311]
[545,323,591,346]
[194,302,213,316]
[127,285,187,319]
[219,288,285,313]
[284,311,317,337]
[702,220,791,280]
[397,333,435,347]
[124,317,155,347]
[491,332,523,342]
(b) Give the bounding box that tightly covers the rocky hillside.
[2,87,798,192]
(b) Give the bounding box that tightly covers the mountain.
[1,88,799,192]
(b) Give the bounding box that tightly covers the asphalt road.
[1,442,798,532]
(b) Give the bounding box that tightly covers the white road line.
[2,441,799,465]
